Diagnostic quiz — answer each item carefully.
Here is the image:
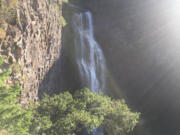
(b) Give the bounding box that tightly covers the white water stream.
[73,11,106,135]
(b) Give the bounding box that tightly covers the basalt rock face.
[16,0,62,105]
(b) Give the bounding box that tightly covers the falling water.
[73,11,106,93]
[73,11,106,135]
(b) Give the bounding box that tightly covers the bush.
[32,88,140,135]
[103,100,140,135]
[0,57,33,135]
[0,57,139,135]
[61,16,67,27]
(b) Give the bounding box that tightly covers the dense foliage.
[0,57,33,135]
[0,57,139,135]
[32,88,140,135]
[103,100,139,135]
[0,59,139,135]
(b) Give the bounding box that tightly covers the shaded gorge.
[61,0,180,135]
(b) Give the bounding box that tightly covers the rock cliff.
[18,0,62,105]
[0,0,62,105]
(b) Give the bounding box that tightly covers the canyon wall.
[18,0,62,104]
[0,0,62,105]
[1,0,179,134]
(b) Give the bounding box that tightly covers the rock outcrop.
[15,0,62,105]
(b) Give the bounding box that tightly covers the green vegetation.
[103,100,139,135]
[31,88,139,135]
[0,58,139,135]
[59,0,69,3]
[61,16,67,27]
[0,57,33,135]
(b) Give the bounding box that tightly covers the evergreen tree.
[32,88,139,135]
[0,57,33,135]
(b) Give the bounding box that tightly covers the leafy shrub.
[0,57,33,135]
[32,88,140,135]
[103,100,140,135]
[61,16,67,27]
[0,57,139,135]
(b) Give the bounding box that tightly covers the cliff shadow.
[38,2,83,98]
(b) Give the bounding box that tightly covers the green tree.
[103,100,139,135]
[0,57,140,135]
[0,57,33,135]
[33,88,140,135]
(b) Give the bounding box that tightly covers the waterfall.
[73,11,106,135]
[73,11,106,93]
